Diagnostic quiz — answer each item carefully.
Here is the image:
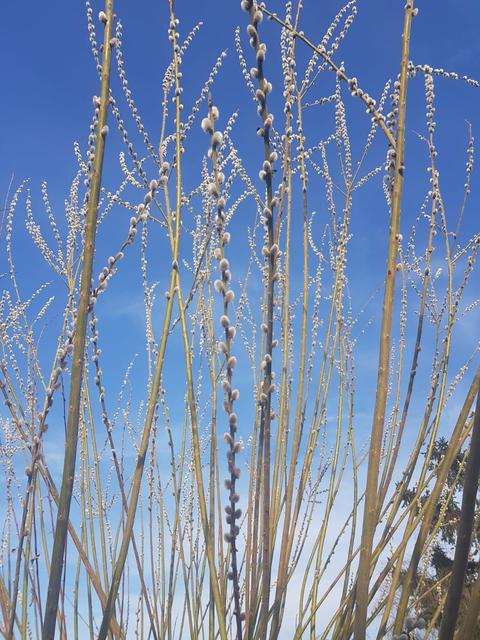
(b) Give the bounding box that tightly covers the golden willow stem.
[270,91,309,640]
[376,180,437,513]
[42,3,114,637]
[353,3,414,639]
[7,469,31,639]
[374,142,441,638]
[96,125,177,640]
[172,101,228,637]
[175,286,228,640]
[89,331,159,639]
[438,390,480,639]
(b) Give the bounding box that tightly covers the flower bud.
[201,117,214,134]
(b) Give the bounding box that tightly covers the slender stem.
[270,85,308,640]
[353,4,414,638]
[42,3,114,637]
[176,284,228,640]
[96,266,177,640]
[242,5,278,636]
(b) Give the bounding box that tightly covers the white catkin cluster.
[202,101,245,623]
[9,317,74,497]
[11,320,77,492]
[88,179,160,311]
[90,315,116,436]
[412,62,480,89]
[115,20,159,165]
[82,100,100,210]
[243,0,281,422]
[424,71,436,137]
[86,0,101,72]
[302,0,357,90]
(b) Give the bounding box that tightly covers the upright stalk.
[96,125,178,640]
[240,3,279,637]
[42,3,114,637]
[353,3,414,639]
[270,91,309,640]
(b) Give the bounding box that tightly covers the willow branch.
[42,3,114,637]
[260,3,397,149]
[353,3,414,639]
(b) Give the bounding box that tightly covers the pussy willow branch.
[392,167,458,635]
[268,21,296,637]
[96,181,176,639]
[242,3,278,637]
[42,2,114,637]
[260,3,397,150]
[353,3,414,639]
[203,98,243,639]
[99,3,227,638]
[270,87,309,640]
[174,133,229,640]
[5,256,75,640]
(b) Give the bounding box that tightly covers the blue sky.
[2,0,480,195]
[1,1,480,637]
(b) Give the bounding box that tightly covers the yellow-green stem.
[353,4,413,638]
[42,3,114,637]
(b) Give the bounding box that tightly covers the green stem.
[353,3,414,639]
[42,3,114,637]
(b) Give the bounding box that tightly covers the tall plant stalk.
[96,128,178,640]
[242,3,279,636]
[353,3,414,638]
[42,2,115,637]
